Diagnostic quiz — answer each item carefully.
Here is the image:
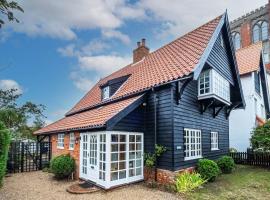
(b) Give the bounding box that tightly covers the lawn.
[186,165,270,200]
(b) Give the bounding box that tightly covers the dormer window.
[198,69,230,104]
[102,86,110,100]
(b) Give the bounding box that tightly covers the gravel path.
[0,171,181,200]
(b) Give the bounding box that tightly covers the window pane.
[111,134,118,142]
[119,170,126,179]
[262,21,268,41]
[111,172,118,181]
[253,24,260,43]
[111,144,118,152]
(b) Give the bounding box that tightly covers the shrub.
[175,171,206,193]
[217,156,235,174]
[50,154,75,179]
[144,144,166,168]
[251,120,270,151]
[0,122,11,187]
[197,159,220,182]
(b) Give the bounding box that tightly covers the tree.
[250,120,270,152]
[0,0,23,28]
[0,89,46,140]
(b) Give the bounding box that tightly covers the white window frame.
[102,86,110,100]
[57,133,65,149]
[184,128,202,161]
[69,132,75,150]
[211,132,219,151]
[198,69,231,105]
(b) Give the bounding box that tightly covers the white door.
[80,133,89,180]
[88,134,98,181]
[80,133,98,182]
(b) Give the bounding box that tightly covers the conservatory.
[79,131,144,189]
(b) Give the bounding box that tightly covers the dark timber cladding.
[172,81,229,170]
[207,28,234,85]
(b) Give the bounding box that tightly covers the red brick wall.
[51,132,80,179]
[240,22,252,48]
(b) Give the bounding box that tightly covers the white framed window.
[69,132,75,150]
[184,129,202,160]
[211,132,219,150]
[199,70,210,95]
[102,86,110,100]
[263,41,270,63]
[254,98,258,116]
[57,133,65,149]
[198,69,230,104]
[253,21,269,43]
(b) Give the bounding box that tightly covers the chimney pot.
[133,38,149,63]
[141,38,146,46]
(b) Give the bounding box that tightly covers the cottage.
[35,12,245,189]
[230,42,270,151]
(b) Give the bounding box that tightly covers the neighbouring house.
[230,0,270,92]
[229,42,270,152]
[35,12,245,189]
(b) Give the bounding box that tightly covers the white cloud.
[139,0,268,38]
[78,55,131,75]
[10,0,145,40]
[102,29,131,44]
[58,40,110,57]
[0,79,23,94]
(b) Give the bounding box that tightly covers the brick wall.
[240,22,252,48]
[51,132,80,179]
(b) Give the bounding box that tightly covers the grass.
[185,165,270,200]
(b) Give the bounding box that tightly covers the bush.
[0,122,11,187]
[144,144,166,168]
[175,171,206,193]
[197,159,220,182]
[251,120,270,151]
[50,154,75,179]
[217,156,235,174]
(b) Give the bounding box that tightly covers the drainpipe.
[153,88,158,181]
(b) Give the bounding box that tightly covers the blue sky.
[0,0,267,124]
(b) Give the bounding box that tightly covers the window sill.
[57,146,64,150]
[211,148,219,151]
[198,94,231,105]
[184,156,202,161]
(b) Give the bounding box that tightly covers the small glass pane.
[129,152,135,159]
[111,172,118,181]
[111,162,118,171]
[136,143,142,150]
[129,135,135,142]
[120,144,126,151]
[111,153,118,161]
[120,135,126,142]
[136,168,142,176]
[129,160,135,168]
[111,134,118,142]
[119,170,126,179]
[136,135,142,142]
[136,151,142,158]
[119,162,126,170]
[136,159,141,167]
[111,144,118,152]
[129,169,135,177]
[119,153,126,161]
[129,144,135,151]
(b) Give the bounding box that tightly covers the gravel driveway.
[0,171,181,200]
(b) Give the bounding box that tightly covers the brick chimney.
[133,38,149,63]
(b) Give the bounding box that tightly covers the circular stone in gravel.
[67,182,100,194]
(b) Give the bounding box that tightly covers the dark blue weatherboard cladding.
[172,81,229,171]
[112,85,174,170]
[207,31,234,85]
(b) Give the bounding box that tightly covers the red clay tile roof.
[66,15,223,116]
[236,42,262,75]
[34,95,142,135]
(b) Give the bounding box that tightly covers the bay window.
[198,69,230,104]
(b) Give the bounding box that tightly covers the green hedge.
[0,122,11,187]
[197,159,220,182]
